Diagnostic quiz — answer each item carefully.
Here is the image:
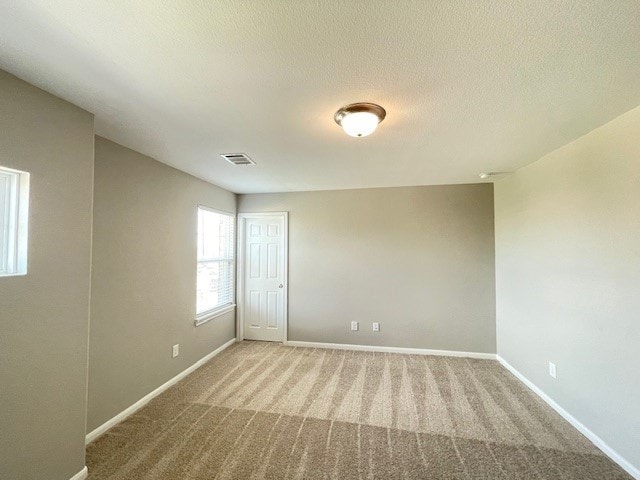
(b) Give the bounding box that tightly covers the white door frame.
[236,212,289,342]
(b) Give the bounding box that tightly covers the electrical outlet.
[548,361,556,379]
[350,321,359,331]
[172,344,179,358]
[372,322,380,332]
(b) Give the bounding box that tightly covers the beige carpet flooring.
[86,341,631,479]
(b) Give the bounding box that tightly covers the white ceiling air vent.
[221,153,256,165]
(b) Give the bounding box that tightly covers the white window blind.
[0,166,29,277]
[196,207,235,320]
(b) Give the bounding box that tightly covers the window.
[196,206,235,324]
[0,166,29,277]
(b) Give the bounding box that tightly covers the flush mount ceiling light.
[334,102,386,137]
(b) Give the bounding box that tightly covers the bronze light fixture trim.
[334,102,387,137]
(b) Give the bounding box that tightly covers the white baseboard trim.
[85,337,237,445]
[69,466,88,480]
[497,356,640,480]
[285,340,496,360]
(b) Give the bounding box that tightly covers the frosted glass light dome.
[340,111,380,137]
[334,103,386,138]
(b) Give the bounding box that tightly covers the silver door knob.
[279,284,284,288]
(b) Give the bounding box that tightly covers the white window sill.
[0,272,27,278]
[195,304,236,327]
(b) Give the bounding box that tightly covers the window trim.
[0,166,29,278]
[195,303,236,327]
[194,205,236,326]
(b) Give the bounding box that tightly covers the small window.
[0,166,29,277]
[196,206,235,324]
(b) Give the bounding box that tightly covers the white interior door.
[239,213,287,342]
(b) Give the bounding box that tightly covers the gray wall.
[495,106,640,470]
[0,70,94,480]
[87,137,236,432]
[239,184,496,352]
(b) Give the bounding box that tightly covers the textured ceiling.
[1,1,639,193]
